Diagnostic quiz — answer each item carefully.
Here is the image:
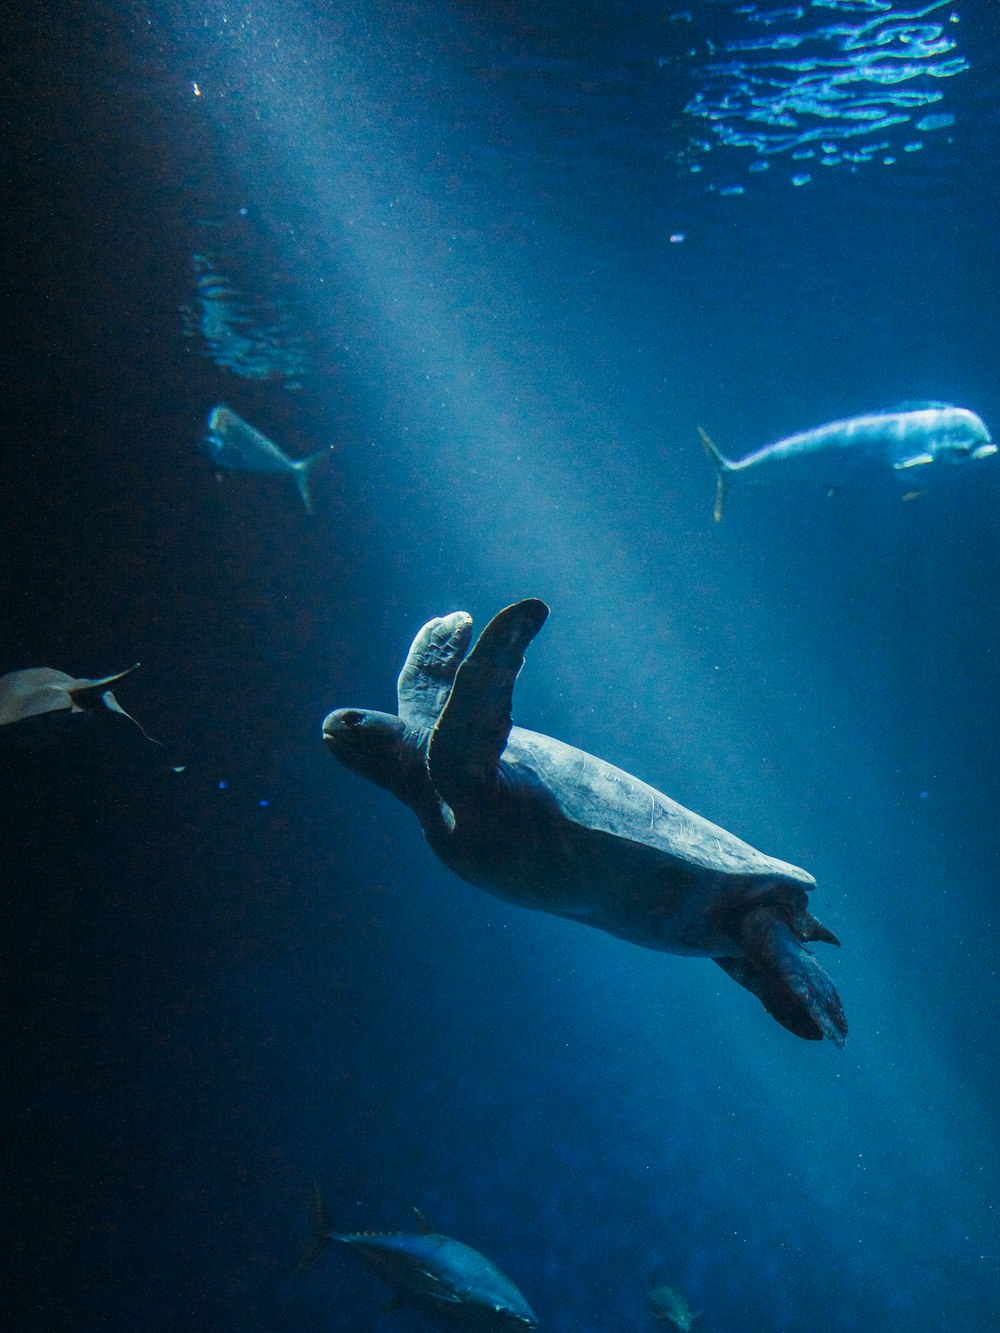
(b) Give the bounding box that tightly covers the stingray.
[0,665,152,738]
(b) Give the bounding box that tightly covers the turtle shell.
[500,726,813,887]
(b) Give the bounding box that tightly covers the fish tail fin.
[698,426,733,522]
[292,447,334,513]
[295,1180,333,1272]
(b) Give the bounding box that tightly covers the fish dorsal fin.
[890,400,952,412]
[412,1206,432,1235]
[427,600,549,808]
[397,612,474,729]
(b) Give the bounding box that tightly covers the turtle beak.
[323,708,364,741]
[322,708,413,794]
[322,708,371,765]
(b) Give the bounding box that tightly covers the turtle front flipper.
[428,599,549,806]
[397,612,474,729]
[716,907,847,1046]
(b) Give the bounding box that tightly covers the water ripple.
[673,0,968,191]
[180,249,309,389]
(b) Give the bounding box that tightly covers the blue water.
[4,1,1000,1329]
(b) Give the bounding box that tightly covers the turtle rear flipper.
[428,599,549,805]
[717,907,847,1046]
[397,612,474,729]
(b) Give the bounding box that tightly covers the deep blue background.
[3,2,1000,1329]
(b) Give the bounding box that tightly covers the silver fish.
[205,405,332,512]
[302,1189,537,1329]
[699,403,996,520]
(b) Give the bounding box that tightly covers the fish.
[698,403,996,520]
[301,1186,538,1329]
[648,1283,698,1330]
[0,665,142,729]
[205,405,332,512]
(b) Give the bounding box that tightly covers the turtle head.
[323,707,431,810]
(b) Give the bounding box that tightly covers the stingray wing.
[0,669,74,725]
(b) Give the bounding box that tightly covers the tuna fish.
[303,1188,538,1329]
[699,403,996,519]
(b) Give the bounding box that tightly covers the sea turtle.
[323,600,846,1045]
